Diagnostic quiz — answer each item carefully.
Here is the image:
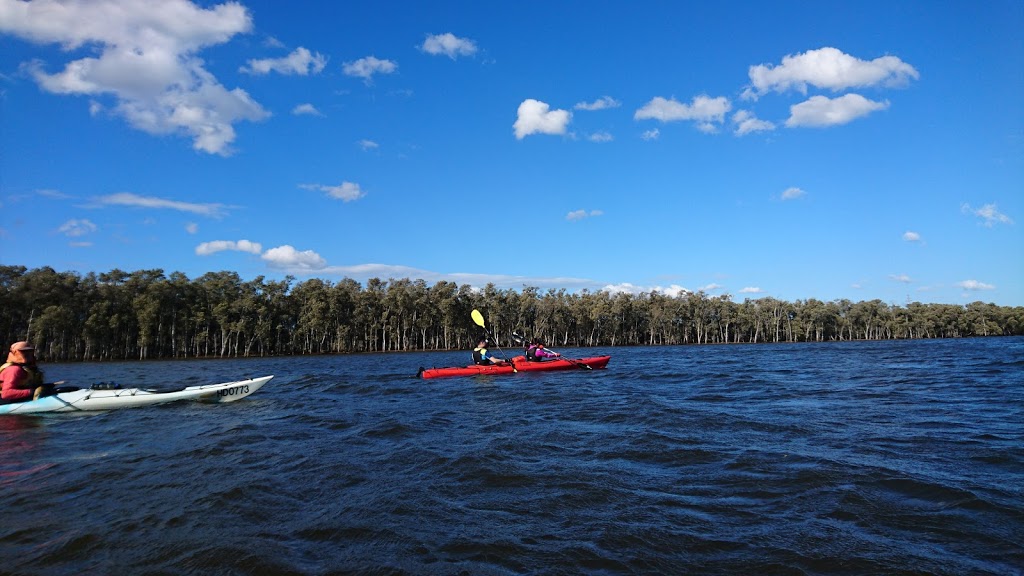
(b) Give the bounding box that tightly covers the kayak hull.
[0,375,273,415]
[419,356,610,379]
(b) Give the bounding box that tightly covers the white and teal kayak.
[0,375,273,415]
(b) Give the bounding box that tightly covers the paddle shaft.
[517,334,591,370]
[472,310,516,370]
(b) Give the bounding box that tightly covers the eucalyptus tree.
[291,278,333,354]
[195,270,244,357]
[330,278,361,352]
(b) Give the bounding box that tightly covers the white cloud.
[745,47,919,99]
[342,56,397,81]
[574,96,621,111]
[962,203,1014,227]
[656,285,690,297]
[600,283,690,297]
[2,0,269,155]
[738,287,763,294]
[96,192,227,217]
[195,239,262,256]
[634,95,731,131]
[57,218,97,237]
[420,33,477,59]
[780,187,806,201]
[185,222,199,234]
[957,279,995,291]
[641,128,660,141]
[601,283,642,295]
[588,131,613,143]
[903,231,921,242]
[567,209,603,221]
[240,47,326,76]
[513,99,572,139]
[732,109,776,135]
[261,245,327,271]
[300,182,366,202]
[786,94,889,128]
[890,274,913,283]
[358,139,379,150]
[699,283,723,292]
[292,103,323,116]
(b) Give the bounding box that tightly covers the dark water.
[2,338,1023,575]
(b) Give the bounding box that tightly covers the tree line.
[2,265,1022,362]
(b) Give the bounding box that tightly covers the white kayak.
[0,375,273,415]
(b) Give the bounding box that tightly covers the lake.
[2,337,1022,574]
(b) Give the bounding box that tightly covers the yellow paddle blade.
[471,309,485,327]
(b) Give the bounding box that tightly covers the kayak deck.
[0,375,273,415]
[419,356,610,379]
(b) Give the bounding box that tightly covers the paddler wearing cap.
[0,341,52,403]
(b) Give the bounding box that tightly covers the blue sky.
[2,0,1022,306]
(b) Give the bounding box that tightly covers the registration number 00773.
[217,384,250,398]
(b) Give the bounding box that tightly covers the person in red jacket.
[0,341,49,403]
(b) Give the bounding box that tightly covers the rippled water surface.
[2,337,1023,575]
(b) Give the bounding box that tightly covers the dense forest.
[1,265,1022,362]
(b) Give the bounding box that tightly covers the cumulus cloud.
[588,131,613,143]
[601,283,690,297]
[890,274,913,283]
[513,99,572,139]
[962,203,1014,227]
[240,47,326,75]
[957,279,995,291]
[780,187,806,201]
[195,239,262,256]
[1,0,269,155]
[699,283,724,292]
[745,47,919,99]
[652,285,690,297]
[903,231,921,242]
[300,182,366,202]
[786,94,889,128]
[634,95,731,132]
[641,128,660,141]
[732,109,776,135]
[261,245,327,270]
[57,218,97,237]
[567,209,604,221]
[342,56,397,81]
[96,192,227,217]
[420,33,477,59]
[738,287,763,294]
[292,103,323,116]
[358,139,379,150]
[574,96,621,111]
[185,222,199,234]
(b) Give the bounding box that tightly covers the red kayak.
[418,355,611,379]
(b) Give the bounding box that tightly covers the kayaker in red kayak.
[472,337,509,365]
[525,339,560,362]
